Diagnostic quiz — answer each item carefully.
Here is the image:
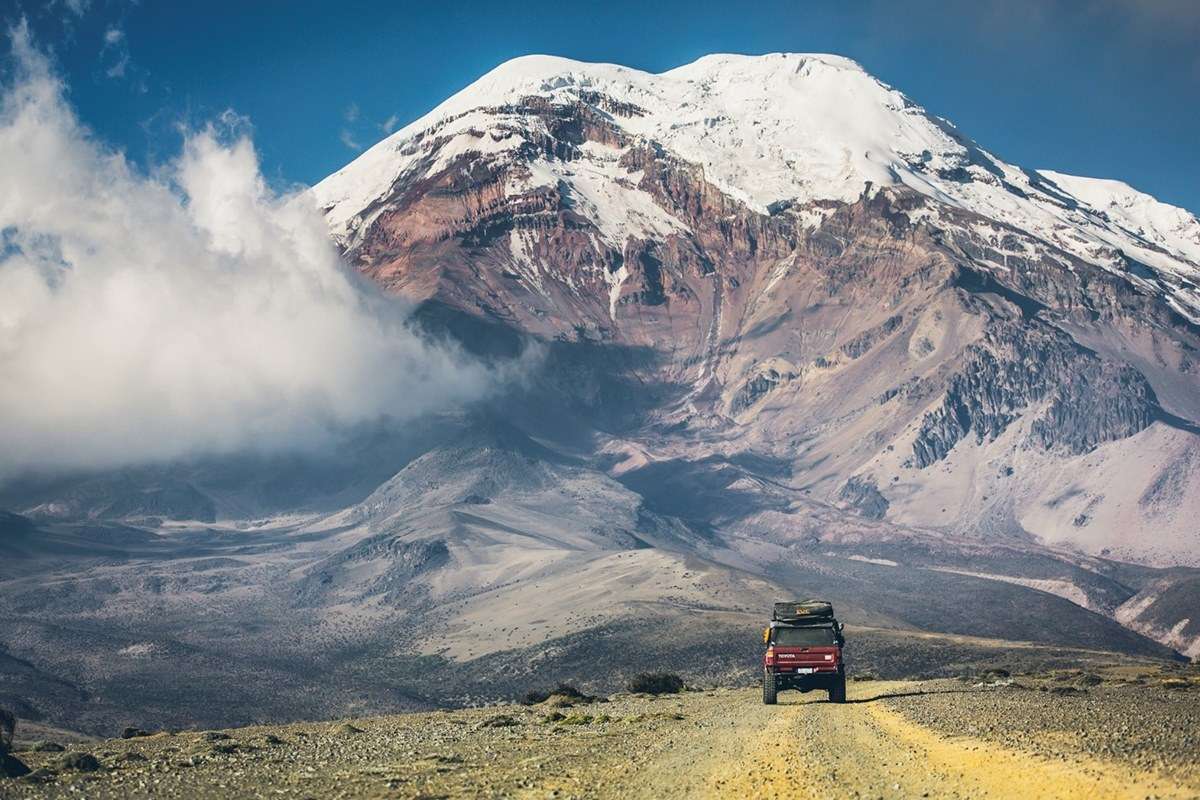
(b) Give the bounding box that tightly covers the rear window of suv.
[773,626,836,646]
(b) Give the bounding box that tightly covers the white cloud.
[62,0,91,18]
[380,113,400,134]
[100,24,129,79]
[104,52,129,78]
[339,128,361,150]
[0,24,503,479]
[343,102,359,123]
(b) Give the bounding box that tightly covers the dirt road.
[627,683,1193,799]
[5,672,1199,799]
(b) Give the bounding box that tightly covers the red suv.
[763,601,846,704]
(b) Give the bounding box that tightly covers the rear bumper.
[768,668,842,691]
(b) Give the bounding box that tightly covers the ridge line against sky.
[5,0,1200,214]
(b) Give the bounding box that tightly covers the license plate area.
[795,667,816,674]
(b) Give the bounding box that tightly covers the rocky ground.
[2,664,1198,799]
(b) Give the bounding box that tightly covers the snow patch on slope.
[519,142,686,248]
[932,568,1099,612]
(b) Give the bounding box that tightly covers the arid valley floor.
[4,664,1199,799]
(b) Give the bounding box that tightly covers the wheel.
[828,672,846,704]
[763,670,778,705]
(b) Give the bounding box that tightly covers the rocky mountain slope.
[2,53,1199,733]
[313,52,1200,565]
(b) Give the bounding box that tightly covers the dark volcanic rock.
[837,476,891,520]
[912,323,1158,467]
[730,366,798,414]
[841,314,904,359]
[55,752,100,772]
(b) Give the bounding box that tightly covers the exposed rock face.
[842,315,904,360]
[730,361,800,415]
[312,58,1200,564]
[912,325,1159,468]
[295,537,451,608]
[13,475,217,523]
[837,476,890,520]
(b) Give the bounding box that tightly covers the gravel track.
[3,670,1198,799]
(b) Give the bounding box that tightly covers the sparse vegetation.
[54,752,100,772]
[628,672,685,695]
[1046,685,1086,695]
[478,714,520,728]
[559,713,593,725]
[521,682,594,705]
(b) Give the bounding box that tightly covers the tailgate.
[773,645,839,668]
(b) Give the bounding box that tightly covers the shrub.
[479,714,520,728]
[628,672,685,695]
[521,682,590,705]
[56,752,101,772]
[560,713,593,725]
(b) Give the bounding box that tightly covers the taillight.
[765,647,776,666]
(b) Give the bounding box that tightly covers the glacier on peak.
[312,52,1200,321]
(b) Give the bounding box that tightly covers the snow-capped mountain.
[315,53,1200,323]
[311,52,1200,567]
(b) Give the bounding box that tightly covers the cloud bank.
[0,25,496,478]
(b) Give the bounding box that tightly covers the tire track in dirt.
[689,682,1196,799]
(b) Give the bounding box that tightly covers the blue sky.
[8,0,1200,212]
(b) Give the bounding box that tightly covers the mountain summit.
[316,53,1200,323]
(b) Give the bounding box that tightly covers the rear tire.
[828,672,846,704]
[763,671,778,705]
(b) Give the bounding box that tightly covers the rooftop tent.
[772,600,834,623]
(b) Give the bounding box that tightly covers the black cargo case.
[772,600,834,622]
